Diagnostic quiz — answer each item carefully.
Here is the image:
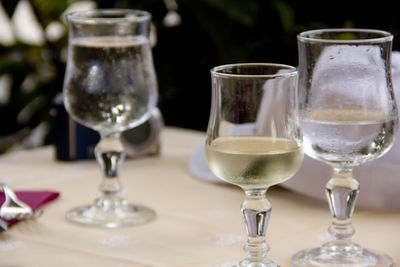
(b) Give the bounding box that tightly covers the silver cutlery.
[0,218,7,232]
[0,183,36,221]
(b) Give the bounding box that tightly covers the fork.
[0,218,7,232]
[0,183,34,221]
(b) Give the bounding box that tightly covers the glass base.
[235,258,279,267]
[65,197,156,228]
[291,246,393,267]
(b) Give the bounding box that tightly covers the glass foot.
[291,246,393,267]
[65,197,156,228]
[236,258,279,267]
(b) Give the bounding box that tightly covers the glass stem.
[324,167,360,253]
[95,134,125,201]
[240,189,275,266]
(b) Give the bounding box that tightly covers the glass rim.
[210,63,297,79]
[297,28,393,44]
[66,9,151,24]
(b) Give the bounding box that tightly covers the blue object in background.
[53,95,100,161]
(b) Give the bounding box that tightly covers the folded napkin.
[0,191,60,227]
[189,51,400,212]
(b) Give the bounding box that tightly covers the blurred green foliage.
[0,0,399,153]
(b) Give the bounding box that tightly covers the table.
[0,127,399,266]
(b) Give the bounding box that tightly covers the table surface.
[0,127,399,267]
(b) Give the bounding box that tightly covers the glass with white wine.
[291,29,398,267]
[63,9,158,228]
[206,63,303,266]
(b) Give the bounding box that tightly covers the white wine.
[301,108,396,165]
[64,36,157,135]
[205,136,303,189]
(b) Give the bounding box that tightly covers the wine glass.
[206,63,303,266]
[291,29,398,266]
[62,9,158,228]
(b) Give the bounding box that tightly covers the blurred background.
[0,0,399,154]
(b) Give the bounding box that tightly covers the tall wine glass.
[206,63,303,266]
[292,29,398,266]
[63,9,158,228]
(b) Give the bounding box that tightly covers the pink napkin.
[0,191,60,227]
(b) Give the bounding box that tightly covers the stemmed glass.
[206,63,303,266]
[62,9,158,228]
[292,29,398,266]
